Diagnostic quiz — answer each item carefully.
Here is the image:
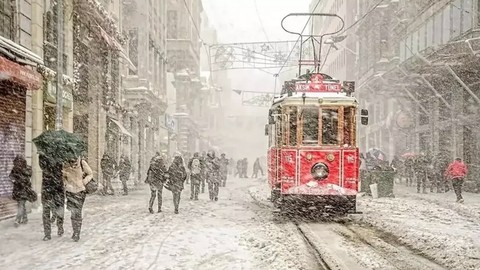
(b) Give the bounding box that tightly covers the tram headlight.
[311,163,329,180]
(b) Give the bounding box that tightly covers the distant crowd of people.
[360,152,468,203]
[7,150,266,242]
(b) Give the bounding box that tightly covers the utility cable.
[253,0,270,42]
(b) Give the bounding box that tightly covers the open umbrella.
[33,130,86,162]
[401,152,416,159]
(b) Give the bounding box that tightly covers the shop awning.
[97,24,137,72]
[110,119,133,137]
[0,55,42,89]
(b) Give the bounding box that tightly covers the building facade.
[357,0,480,190]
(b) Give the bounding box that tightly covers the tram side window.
[289,108,298,146]
[322,109,339,145]
[302,108,319,145]
[344,107,355,147]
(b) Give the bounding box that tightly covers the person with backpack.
[188,153,202,200]
[62,157,94,242]
[9,155,34,227]
[219,153,229,187]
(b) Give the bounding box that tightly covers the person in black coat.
[101,153,117,195]
[9,155,33,227]
[145,154,167,213]
[167,156,187,214]
[39,154,65,241]
[118,155,132,195]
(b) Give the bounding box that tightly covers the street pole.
[55,0,64,130]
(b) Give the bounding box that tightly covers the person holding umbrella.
[33,129,87,241]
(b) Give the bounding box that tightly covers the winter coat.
[253,159,262,171]
[188,156,202,175]
[63,159,93,194]
[206,157,220,183]
[146,157,167,185]
[10,165,33,201]
[168,162,187,193]
[118,157,132,178]
[445,161,468,179]
[101,155,116,176]
[219,157,229,174]
[39,154,65,205]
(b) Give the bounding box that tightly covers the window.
[443,5,451,44]
[302,108,319,145]
[322,108,338,145]
[0,0,14,40]
[343,107,356,147]
[463,0,473,32]
[288,107,298,146]
[418,25,426,52]
[426,19,434,48]
[452,0,462,38]
[129,29,138,75]
[434,12,442,45]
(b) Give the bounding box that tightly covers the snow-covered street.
[0,178,315,270]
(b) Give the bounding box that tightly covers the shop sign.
[44,81,73,109]
[0,56,42,89]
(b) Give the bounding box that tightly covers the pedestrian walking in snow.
[228,158,235,175]
[101,153,116,195]
[200,152,207,193]
[414,154,429,193]
[242,158,249,178]
[39,154,65,241]
[145,154,167,213]
[62,157,94,242]
[235,159,242,178]
[118,155,132,195]
[219,153,229,187]
[445,158,468,203]
[404,157,415,187]
[251,158,264,178]
[9,155,35,227]
[206,151,221,201]
[167,156,187,214]
[188,153,202,200]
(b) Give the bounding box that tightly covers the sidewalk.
[357,184,480,270]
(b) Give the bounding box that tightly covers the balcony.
[123,76,167,113]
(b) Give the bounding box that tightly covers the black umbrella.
[33,129,86,162]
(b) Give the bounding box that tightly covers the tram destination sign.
[295,82,341,92]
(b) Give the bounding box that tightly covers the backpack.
[191,158,201,175]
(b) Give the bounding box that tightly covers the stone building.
[122,0,168,182]
[356,0,480,190]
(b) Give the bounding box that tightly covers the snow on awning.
[97,24,137,72]
[109,118,133,137]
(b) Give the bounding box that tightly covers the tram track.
[248,187,447,270]
[294,221,333,270]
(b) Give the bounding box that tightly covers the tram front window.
[322,109,339,145]
[302,108,319,144]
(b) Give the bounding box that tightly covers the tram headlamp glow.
[311,163,329,180]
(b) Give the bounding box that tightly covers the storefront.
[0,55,42,216]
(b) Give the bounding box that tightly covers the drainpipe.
[55,0,64,130]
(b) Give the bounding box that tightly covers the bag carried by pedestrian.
[81,159,98,194]
[26,187,37,202]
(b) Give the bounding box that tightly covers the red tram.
[266,13,365,213]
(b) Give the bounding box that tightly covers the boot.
[43,215,52,241]
[71,218,82,242]
[57,217,64,236]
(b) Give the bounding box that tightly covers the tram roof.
[272,92,358,107]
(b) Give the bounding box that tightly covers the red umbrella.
[401,152,416,158]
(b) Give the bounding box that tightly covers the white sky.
[202,0,311,93]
